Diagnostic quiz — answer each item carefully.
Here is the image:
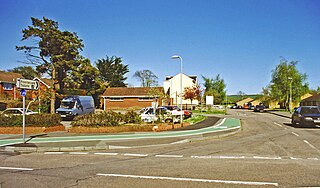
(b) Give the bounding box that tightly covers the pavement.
[266,110,292,119]
[0,116,241,153]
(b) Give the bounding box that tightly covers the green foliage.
[184,115,207,124]
[72,111,141,127]
[202,74,226,104]
[0,114,61,127]
[96,56,129,87]
[268,59,309,109]
[16,17,84,94]
[133,70,158,87]
[8,66,39,79]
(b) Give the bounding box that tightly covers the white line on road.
[155,155,183,158]
[253,156,282,160]
[290,157,302,160]
[219,156,245,159]
[97,173,279,186]
[44,152,65,155]
[124,153,148,157]
[69,152,89,155]
[0,166,33,171]
[273,122,283,128]
[94,153,118,156]
[303,140,317,150]
[291,132,299,137]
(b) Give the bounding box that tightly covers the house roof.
[301,94,320,102]
[33,77,52,88]
[102,87,164,97]
[236,97,254,105]
[0,71,23,84]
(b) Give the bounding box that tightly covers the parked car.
[291,106,320,127]
[161,105,192,119]
[254,105,266,112]
[140,107,177,123]
[1,108,38,116]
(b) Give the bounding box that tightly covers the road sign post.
[16,79,39,143]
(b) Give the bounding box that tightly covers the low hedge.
[72,110,142,127]
[0,114,61,127]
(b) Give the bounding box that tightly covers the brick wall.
[104,98,154,110]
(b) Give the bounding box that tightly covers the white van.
[56,96,95,119]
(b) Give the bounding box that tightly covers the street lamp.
[171,55,183,124]
[288,77,293,113]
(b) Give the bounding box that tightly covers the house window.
[138,97,153,101]
[3,83,13,90]
[109,97,124,101]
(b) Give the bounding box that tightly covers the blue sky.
[0,0,319,94]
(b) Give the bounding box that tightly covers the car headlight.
[68,112,72,115]
[304,117,313,121]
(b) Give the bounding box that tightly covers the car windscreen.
[60,101,75,109]
[300,107,320,115]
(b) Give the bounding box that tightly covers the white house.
[163,73,199,108]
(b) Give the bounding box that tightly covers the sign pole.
[22,95,26,143]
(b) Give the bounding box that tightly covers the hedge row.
[71,111,141,127]
[0,114,61,127]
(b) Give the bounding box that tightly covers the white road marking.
[94,152,118,156]
[253,156,282,160]
[307,158,319,161]
[44,152,65,155]
[69,152,89,155]
[155,154,183,158]
[290,157,302,160]
[291,132,299,137]
[97,173,279,186]
[303,140,317,150]
[0,166,33,171]
[273,122,283,127]
[219,156,245,159]
[124,153,148,157]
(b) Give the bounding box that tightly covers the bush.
[0,114,61,127]
[72,110,142,127]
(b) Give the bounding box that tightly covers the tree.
[8,66,39,79]
[96,56,129,87]
[133,70,158,87]
[16,17,84,113]
[202,74,226,104]
[269,58,309,109]
[66,58,106,107]
[183,84,202,105]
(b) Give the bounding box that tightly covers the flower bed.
[0,125,65,134]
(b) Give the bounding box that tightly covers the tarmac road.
[0,109,319,187]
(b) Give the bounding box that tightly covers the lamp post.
[288,77,293,113]
[171,55,183,124]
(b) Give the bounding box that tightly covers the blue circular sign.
[20,89,26,97]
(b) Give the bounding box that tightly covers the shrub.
[72,110,142,127]
[0,114,61,127]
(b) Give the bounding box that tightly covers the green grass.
[184,115,207,124]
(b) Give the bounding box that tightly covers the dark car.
[253,105,265,112]
[291,106,320,127]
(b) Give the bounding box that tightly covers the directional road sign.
[16,78,39,90]
[20,89,26,97]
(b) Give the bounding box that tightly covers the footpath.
[266,110,292,119]
[0,117,241,153]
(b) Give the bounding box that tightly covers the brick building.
[101,87,164,110]
[0,71,23,100]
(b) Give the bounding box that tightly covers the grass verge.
[184,115,207,124]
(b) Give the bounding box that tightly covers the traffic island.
[0,117,241,153]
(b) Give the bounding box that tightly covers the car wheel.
[291,120,297,127]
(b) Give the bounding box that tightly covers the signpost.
[16,79,39,143]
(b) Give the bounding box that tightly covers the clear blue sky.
[0,0,319,94]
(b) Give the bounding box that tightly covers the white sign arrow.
[16,78,39,90]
